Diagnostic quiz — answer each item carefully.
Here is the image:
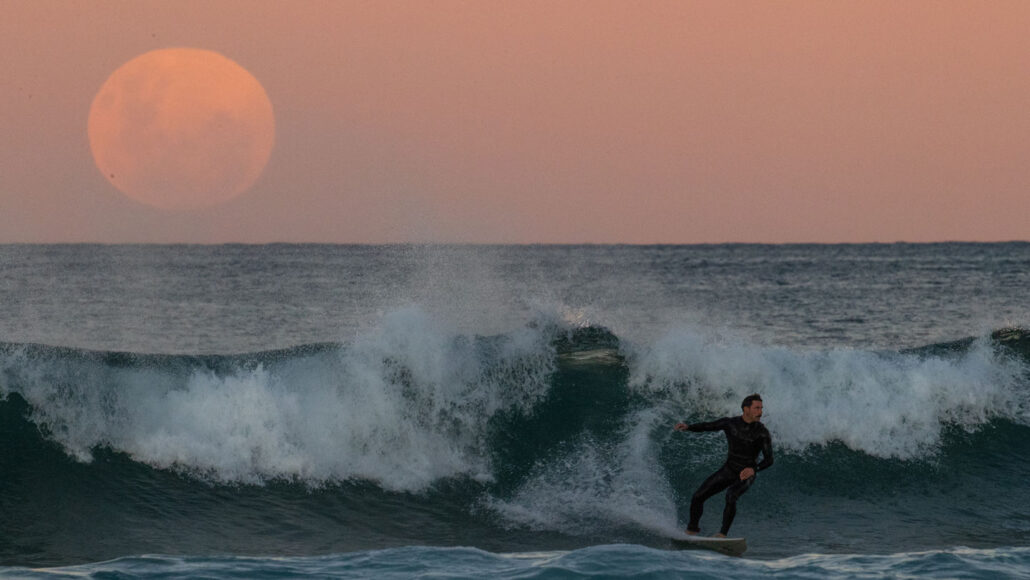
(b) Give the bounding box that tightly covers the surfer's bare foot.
[685,530,699,536]
[714,533,727,538]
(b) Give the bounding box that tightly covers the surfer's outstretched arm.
[677,418,731,433]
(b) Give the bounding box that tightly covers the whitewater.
[1,244,1029,578]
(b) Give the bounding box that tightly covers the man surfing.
[674,394,773,537]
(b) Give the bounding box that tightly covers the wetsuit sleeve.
[755,429,774,472]
[685,417,731,432]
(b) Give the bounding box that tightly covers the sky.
[2,1,1030,244]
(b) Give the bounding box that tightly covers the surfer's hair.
[741,394,763,409]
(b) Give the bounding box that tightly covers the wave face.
[2,314,1030,566]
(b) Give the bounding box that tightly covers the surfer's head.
[741,394,763,422]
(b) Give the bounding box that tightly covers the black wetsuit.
[685,416,773,535]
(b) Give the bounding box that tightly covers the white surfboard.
[670,534,747,557]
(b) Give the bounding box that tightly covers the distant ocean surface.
[2,243,1029,578]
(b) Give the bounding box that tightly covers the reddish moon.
[88,48,275,211]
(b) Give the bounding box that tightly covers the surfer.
[674,394,773,537]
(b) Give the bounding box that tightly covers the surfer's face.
[742,401,763,422]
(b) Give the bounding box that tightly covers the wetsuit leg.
[720,474,755,535]
[687,465,737,532]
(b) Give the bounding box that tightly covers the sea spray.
[486,407,682,538]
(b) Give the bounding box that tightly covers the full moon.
[88,48,275,211]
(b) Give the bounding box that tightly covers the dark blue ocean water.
[1,244,1029,578]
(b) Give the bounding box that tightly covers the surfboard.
[670,534,747,557]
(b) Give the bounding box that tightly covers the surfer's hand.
[674,423,689,431]
[739,467,755,480]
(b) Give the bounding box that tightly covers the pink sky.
[2,1,1030,243]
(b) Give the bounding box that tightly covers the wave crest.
[2,316,1029,494]
[630,327,1030,459]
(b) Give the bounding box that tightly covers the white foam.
[0,307,557,491]
[628,326,1030,459]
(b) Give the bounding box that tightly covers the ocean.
[1,243,1028,578]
